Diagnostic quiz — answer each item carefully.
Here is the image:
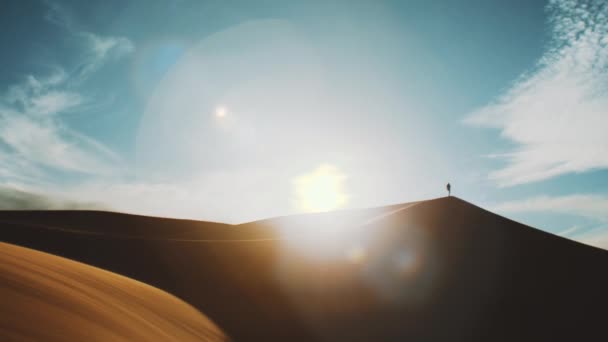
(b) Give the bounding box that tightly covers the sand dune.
[0,242,225,341]
[1,197,608,341]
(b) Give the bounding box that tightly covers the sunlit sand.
[0,242,225,341]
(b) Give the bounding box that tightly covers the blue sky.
[1,0,607,249]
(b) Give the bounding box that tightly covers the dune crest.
[0,242,226,341]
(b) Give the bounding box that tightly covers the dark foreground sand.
[0,242,226,341]
[2,197,608,340]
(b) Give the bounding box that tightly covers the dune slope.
[0,242,225,341]
[1,197,608,341]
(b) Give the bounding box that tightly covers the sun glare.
[293,164,348,213]
[215,105,227,118]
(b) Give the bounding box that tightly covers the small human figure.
[446,182,451,197]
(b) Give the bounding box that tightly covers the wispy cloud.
[82,32,134,61]
[28,91,83,116]
[3,68,74,114]
[579,229,608,250]
[0,186,105,210]
[0,3,138,213]
[466,0,608,186]
[492,193,608,250]
[492,194,608,222]
[43,0,74,30]
[77,32,135,79]
[556,225,585,237]
[0,2,131,183]
[0,70,119,176]
[43,1,135,79]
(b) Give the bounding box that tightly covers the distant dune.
[0,242,225,341]
[1,197,608,341]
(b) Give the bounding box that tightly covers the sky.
[1,0,607,249]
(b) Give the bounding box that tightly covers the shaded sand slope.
[0,242,225,341]
[0,204,412,340]
[1,197,608,341]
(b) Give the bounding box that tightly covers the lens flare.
[293,164,348,213]
[346,245,367,264]
[215,105,227,118]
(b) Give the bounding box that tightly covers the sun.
[293,164,348,213]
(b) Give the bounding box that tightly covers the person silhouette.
[447,182,451,197]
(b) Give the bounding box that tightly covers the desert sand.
[1,196,608,341]
[0,241,225,341]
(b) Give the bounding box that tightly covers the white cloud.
[3,69,81,118]
[83,32,134,60]
[43,1,134,79]
[0,2,134,214]
[0,186,106,210]
[0,114,117,175]
[0,67,119,178]
[4,68,70,111]
[28,91,83,116]
[492,194,608,222]
[0,2,133,181]
[466,0,608,186]
[43,0,74,30]
[556,225,585,237]
[78,32,135,78]
[492,193,608,250]
[0,149,47,185]
[579,229,608,250]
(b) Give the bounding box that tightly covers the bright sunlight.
[293,164,348,213]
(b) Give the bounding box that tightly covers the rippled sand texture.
[0,242,226,341]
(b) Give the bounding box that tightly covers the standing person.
[447,183,451,197]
